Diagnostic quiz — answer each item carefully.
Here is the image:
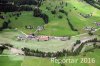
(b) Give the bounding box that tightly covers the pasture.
[0,55,23,66]
[0,0,100,66]
[0,0,100,36]
[21,56,60,66]
[65,49,100,66]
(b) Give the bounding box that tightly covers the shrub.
[76,40,81,44]
[51,10,56,14]
[58,15,63,19]
[19,6,33,11]
[59,9,68,16]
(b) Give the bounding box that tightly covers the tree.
[8,19,11,23]
[51,10,56,14]
[76,40,81,44]
[33,8,49,24]
[0,47,4,54]
[2,21,9,29]
[40,13,49,24]
[58,15,63,19]
[88,31,93,36]
[33,7,41,17]
[93,42,96,48]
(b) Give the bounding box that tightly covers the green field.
[22,57,60,66]
[39,0,100,36]
[0,55,23,66]
[0,0,100,36]
[0,0,100,66]
[65,49,100,66]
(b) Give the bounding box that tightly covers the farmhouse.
[25,25,33,29]
[37,36,49,41]
[17,34,26,40]
[84,27,95,31]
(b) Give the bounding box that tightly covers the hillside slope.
[0,0,100,36]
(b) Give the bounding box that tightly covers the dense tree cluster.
[33,8,49,24]
[0,0,9,3]
[40,13,49,24]
[0,45,6,54]
[33,7,42,17]
[0,0,44,6]
[74,40,81,46]
[0,4,33,12]
[0,21,10,31]
[84,0,100,9]
[0,0,44,12]
[0,43,13,54]
[19,6,33,11]
[17,0,44,6]
[73,38,100,55]
[22,47,73,57]
[73,42,84,55]
[0,15,5,19]
[0,4,18,12]
[3,21,10,28]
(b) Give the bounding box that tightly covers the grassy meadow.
[0,55,23,66]
[0,0,100,36]
[0,0,100,66]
